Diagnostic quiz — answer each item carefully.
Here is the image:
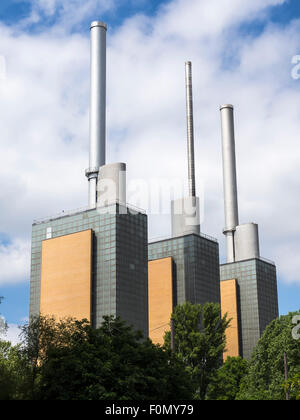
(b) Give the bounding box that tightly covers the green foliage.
[237,311,300,400]
[0,297,8,337]
[18,315,90,399]
[286,373,300,400]
[206,357,249,400]
[0,341,18,400]
[0,297,17,400]
[20,315,193,400]
[2,303,298,400]
[164,302,230,400]
[0,340,28,400]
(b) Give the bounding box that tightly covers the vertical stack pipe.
[185,61,196,198]
[234,223,260,261]
[86,21,107,207]
[220,105,260,262]
[171,62,200,237]
[220,105,239,263]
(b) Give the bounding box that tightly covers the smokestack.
[220,105,239,263]
[185,61,196,197]
[86,21,107,207]
[171,62,200,238]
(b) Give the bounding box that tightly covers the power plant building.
[148,234,220,344]
[29,22,149,337]
[220,258,278,360]
[29,21,279,360]
[148,62,221,344]
[219,105,279,360]
[30,204,148,336]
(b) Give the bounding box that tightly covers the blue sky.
[0,0,300,339]
[270,0,300,23]
[0,0,170,31]
[0,0,299,33]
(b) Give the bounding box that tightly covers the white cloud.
[0,0,299,287]
[4,324,22,346]
[157,0,287,40]
[0,239,30,285]
[19,0,116,32]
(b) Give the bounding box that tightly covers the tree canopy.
[1,298,299,400]
[207,356,249,400]
[0,340,22,400]
[286,373,300,400]
[18,315,193,400]
[237,311,300,400]
[164,302,230,400]
[0,297,24,400]
[0,297,7,337]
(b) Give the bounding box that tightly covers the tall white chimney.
[86,21,107,208]
[220,105,239,262]
[220,105,260,263]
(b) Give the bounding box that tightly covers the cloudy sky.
[0,0,300,344]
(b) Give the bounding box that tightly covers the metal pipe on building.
[220,105,239,262]
[185,61,196,198]
[234,223,260,261]
[97,162,127,207]
[86,21,107,207]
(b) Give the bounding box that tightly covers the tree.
[0,297,7,337]
[286,374,300,400]
[0,297,24,401]
[164,302,230,400]
[206,356,249,400]
[0,297,17,399]
[21,315,193,400]
[0,341,17,400]
[19,314,84,399]
[237,311,300,400]
[0,340,27,400]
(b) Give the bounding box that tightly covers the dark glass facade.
[148,233,220,307]
[220,258,278,360]
[30,204,148,337]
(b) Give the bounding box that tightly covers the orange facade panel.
[40,229,92,321]
[221,279,240,359]
[148,257,173,345]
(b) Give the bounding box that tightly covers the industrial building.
[29,21,279,359]
[219,105,279,360]
[29,22,149,337]
[148,62,221,345]
[147,87,279,357]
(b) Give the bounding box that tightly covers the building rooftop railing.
[258,256,276,266]
[149,231,218,244]
[33,201,146,225]
[33,205,93,225]
[220,256,276,267]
